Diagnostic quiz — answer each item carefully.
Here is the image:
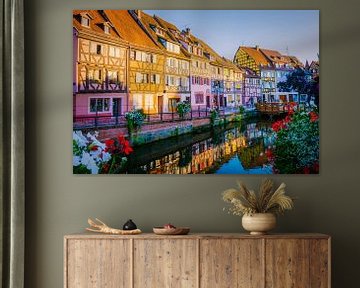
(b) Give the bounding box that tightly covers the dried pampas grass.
[222,179,294,216]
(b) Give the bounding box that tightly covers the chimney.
[185,28,191,35]
[255,45,259,51]
[135,10,141,19]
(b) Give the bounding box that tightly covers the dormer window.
[156,28,165,36]
[79,12,93,27]
[170,29,179,37]
[166,42,180,54]
[81,16,90,27]
[101,22,113,34]
[150,24,166,37]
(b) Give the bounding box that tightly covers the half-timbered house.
[130,11,191,113]
[155,18,211,109]
[104,10,165,114]
[73,10,128,120]
[194,39,244,108]
[222,58,244,107]
[234,46,303,103]
[241,67,261,108]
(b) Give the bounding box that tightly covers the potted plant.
[222,179,294,235]
[125,108,146,134]
[176,101,191,119]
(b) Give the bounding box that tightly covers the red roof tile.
[103,10,160,50]
[73,10,122,40]
[240,47,271,66]
[135,11,188,58]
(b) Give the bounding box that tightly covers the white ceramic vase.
[242,213,276,235]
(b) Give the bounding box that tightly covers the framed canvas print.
[72,10,319,175]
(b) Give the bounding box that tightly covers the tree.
[277,68,319,108]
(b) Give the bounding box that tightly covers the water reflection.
[126,120,276,174]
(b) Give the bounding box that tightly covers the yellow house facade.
[105,10,165,114]
[155,18,211,109]
[132,11,191,113]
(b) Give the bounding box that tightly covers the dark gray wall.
[25,0,360,287]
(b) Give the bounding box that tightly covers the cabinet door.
[200,239,264,288]
[133,239,198,288]
[309,239,330,288]
[66,239,131,288]
[265,239,312,288]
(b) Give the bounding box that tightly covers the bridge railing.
[255,102,308,114]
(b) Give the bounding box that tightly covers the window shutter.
[136,72,142,83]
[90,42,96,54]
[156,74,160,84]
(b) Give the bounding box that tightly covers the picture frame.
[72,9,319,175]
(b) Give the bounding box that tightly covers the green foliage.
[209,108,219,125]
[178,147,192,167]
[238,106,246,115]
[233,114,242,122]
[272,110,319,174]
[125,108,146,133]
[73,164,91,174]
[176,101,191,119]
[277,68,319,107]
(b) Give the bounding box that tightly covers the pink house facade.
[243,68,261,109]
[73,11,128,124]
[190,73,211,108]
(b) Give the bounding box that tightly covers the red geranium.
[303,167,310,174]
[105,134,133,155]
[265,148,274,160]
[272,120,286,132]
[102,163,110,173]
[105,139,115,152]
[312,162,319,173]
[90,145,98,151]
[309,111,319,122]
[284,115,292,124]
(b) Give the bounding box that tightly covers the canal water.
[125,118,276,174]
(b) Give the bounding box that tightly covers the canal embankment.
[92,111,260,146]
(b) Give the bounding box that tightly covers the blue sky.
[145,10,319,63]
